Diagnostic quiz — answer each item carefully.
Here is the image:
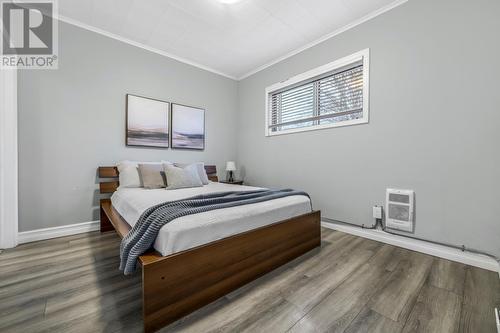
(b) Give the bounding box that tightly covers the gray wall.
[236,0,500,257]
[18,22,238,231]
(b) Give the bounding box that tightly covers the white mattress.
[111,182,312,256]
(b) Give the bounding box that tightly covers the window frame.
[265,48,370,137]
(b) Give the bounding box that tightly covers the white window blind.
[266,49,369,136]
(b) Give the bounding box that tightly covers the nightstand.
[220,180,244,185]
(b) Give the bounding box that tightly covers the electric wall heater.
[385,189,414,232]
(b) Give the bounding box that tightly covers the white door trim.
[0,68,18,249]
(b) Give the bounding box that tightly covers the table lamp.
[226,161,236,182]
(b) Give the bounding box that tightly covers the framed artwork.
[171,103,205,150]
[126,94,169,148]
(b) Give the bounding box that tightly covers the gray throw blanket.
[120,189,310,274]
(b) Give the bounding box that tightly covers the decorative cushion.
[117,161,163,188]
[164,164,203,190]
[174,162,209,185]
[138,164,166,189]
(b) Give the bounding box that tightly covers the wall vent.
[385,188,414,232]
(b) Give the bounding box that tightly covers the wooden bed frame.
[98,165,321,333]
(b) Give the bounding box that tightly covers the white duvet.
[111,182,312,256]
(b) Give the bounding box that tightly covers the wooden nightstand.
[220,180,244,185]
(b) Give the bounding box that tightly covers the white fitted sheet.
[111,182,312,256]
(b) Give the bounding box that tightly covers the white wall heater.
[385,188,414,232]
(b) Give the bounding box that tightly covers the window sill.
[265,117,369,137]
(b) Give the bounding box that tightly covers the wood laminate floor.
[0,228,498,333]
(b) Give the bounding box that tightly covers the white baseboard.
[495,307,500,333]
[18,221,100,244]
[322,220,500,273]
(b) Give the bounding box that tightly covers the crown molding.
[56,15,238,80]
[237,0,408,80]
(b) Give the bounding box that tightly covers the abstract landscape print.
[126,94,169,148]
[171,103,205,150]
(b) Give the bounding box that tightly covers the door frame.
[0,68,18,249]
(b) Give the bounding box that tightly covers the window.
[265,49,369,136]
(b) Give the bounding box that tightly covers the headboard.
[98,164,218,194]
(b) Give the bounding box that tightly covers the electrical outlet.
[373,206,382,219]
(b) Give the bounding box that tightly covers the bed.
[98,165,321,333]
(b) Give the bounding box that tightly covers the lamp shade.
[226,161,236,171]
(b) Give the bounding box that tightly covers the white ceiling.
[58,0,404,79]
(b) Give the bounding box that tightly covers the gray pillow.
[164,164,203,190]
[174,162,209,185]
[138,164,166,189]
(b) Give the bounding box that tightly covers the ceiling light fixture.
[217,0,243,4]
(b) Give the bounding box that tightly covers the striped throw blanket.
[119,189,310,274]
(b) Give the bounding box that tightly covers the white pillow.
[174,162,209,185]
[116,161,162,188]
[164,164,203,190]
[117,161,141,188]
